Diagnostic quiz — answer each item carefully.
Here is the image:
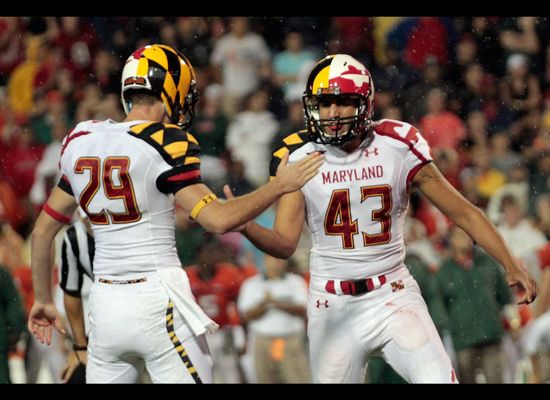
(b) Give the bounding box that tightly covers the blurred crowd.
[1,16,550,383]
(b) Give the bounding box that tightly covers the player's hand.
[28,302,66,345]
[506,259,537,305]
[61,350,87,382]
[274,151,324,194]
[223,185,250,232]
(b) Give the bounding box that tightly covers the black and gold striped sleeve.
[269,130,310,179]
[127,122,202,194]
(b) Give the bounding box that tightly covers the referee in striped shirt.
[59,215,94,384]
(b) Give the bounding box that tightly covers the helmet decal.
[329,64,372,95]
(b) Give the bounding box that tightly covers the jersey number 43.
[324,185,392,249]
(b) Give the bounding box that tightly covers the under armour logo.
[364,148,379,157]
[316,300,329,308]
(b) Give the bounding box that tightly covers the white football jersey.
[59,119,202,277]
[270,119,433,280]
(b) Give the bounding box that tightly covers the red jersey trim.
[167,169,201,182]
[61,131,93,157]
[406,160,431,192]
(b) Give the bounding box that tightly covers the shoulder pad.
[272,130,310,160]
[127,122,199,166]
[270,130,310,178]
[374,119,421,144]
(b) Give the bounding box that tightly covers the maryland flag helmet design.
[303,54,374,146]
[121,44,199,130]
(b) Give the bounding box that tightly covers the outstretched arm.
[176,151,322,234]
[413,162,537,304]
[29,187,77,344]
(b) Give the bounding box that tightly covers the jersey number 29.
[75,156,142,224]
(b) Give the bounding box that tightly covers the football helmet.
[303,54,374,146]
[121,44,198,130]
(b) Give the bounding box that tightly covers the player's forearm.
[416,164,519,273]
[205,181,285,234]
[31,225,58,303]
[454,206,517,273]
[243,222,297,259]
[31,188,77,303]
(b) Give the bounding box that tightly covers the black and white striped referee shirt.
[59,219,95,297]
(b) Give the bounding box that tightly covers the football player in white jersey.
[27,44,323,384]
[227,54,537,383]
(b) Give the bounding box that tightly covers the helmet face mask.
[303,54,374,146]
[303,93,368,146]
[176,70,198,130]
[121,44,199,130]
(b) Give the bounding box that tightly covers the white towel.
[157,267,219,336]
